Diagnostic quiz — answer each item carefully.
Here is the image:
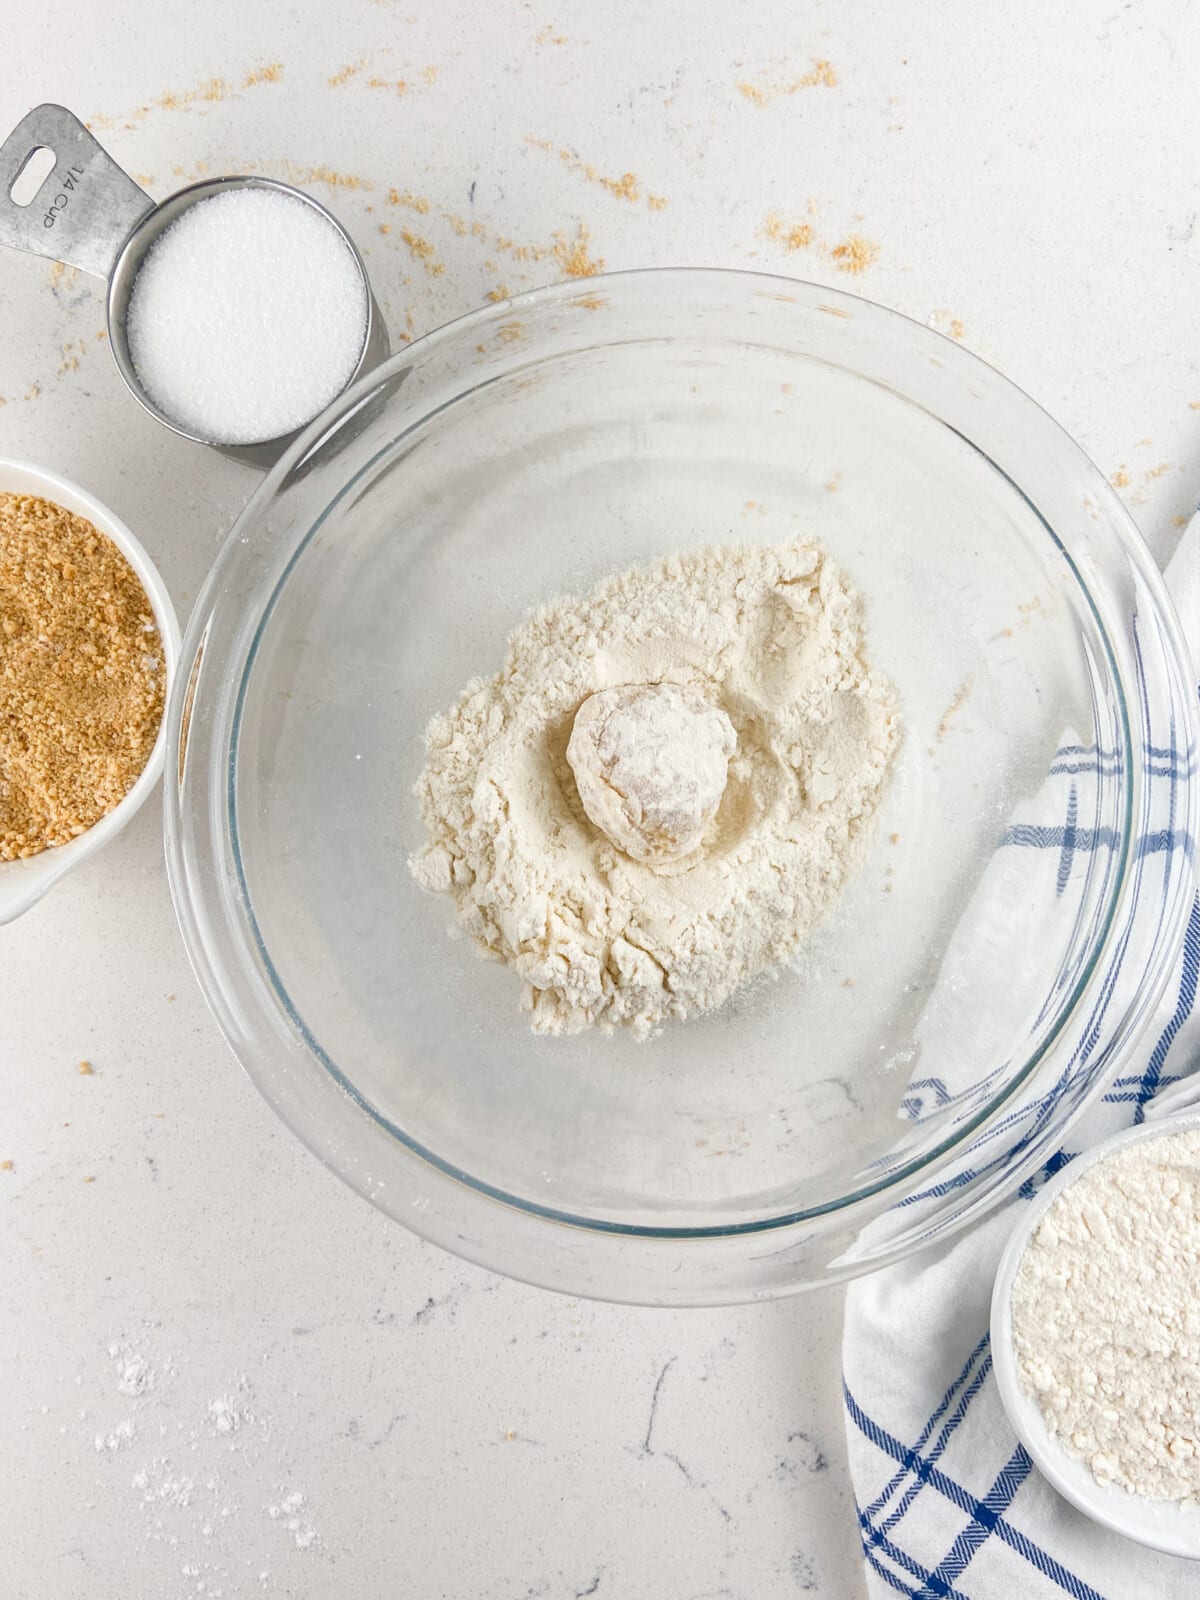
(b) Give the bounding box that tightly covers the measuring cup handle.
[0,103,153,279]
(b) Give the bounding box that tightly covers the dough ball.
[566,683,736,867]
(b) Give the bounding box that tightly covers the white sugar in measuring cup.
[0,104,389,468]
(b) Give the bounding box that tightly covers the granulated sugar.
[126,188,367,444]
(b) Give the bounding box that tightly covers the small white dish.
[0,458,180,924]
[991,1108,1200,1559]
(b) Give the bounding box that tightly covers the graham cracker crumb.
[937,676,974,741]
[487,286,511,302]
[78,1060,95,1075]
[0,493,165,862]
[830,235,879,274]
[764,213,815,251]
[1110,467,1130,488]
[243,63,282,88]
[553,224,603,278]
[387,190,430,212]
[1,1160,12,1171]
[1173,515,1190,528]
[328,61,365,87]
[737,59,838,105]
[400,230,445,276]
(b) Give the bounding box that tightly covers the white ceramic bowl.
[991,1109,1200,1559]
[0,459,180,924]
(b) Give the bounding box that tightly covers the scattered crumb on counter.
[387,189,430,212]
[526,138,668,211]
[535,24,567,44]
[243,63,282,87]
[553,224,603,277]
[1145,462,1171,481]
[937,676,974,741]
[737,59,838,105]
[890,832,900,844]
[328,61,366,87]
[1109,466,1130,487]
[928,309,965,339]
[78,1061,95,1076]
[764,213,814,251]
[1,1160,12,1171]
[1173,515,1190,527]
[830,235,879,274]
[487,285,511,302]
[82,1175,95,1184]
[399,230,445,276]
[574,293,607,311]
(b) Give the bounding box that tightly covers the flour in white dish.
[409,537,900,1039]
[1012,1127,1200,1503]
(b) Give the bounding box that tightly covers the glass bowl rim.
[165,266,1193,1277]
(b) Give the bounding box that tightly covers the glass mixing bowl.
[164,270,1197,1304]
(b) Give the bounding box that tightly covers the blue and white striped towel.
[843,514,1200,1599]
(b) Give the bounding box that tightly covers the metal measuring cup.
[0,104,389,468]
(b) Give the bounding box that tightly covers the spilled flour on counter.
[409,538,900,1038]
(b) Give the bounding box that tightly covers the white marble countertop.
[2,3,1197,1596]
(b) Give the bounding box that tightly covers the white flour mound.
[409,538,901,1038]
[1012,1128,1200,1504]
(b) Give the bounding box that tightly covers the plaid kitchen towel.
[843,514,1200,1599]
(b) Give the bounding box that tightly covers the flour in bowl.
[409,538,900,1038]
[1012,1127,1200,1503]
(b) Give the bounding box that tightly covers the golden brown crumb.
[400,230,444,276]
[1,1160,12,1171]
[553,224,603,278]
[0,493,165,862]
[937,676,974,741]
[243,63,282,88]
[78,1060,94,1075]
[487,286,511,302]
[1145,463,1171,481]
[328,62,365,87]
[830,235,879,274]
[1110,467,1130,488]
[737,59,838,105]
[889,832,900,844]
[574,293,607,311]
[83,1175,95,1183]
[1173,515,1190,528]
[764,213,815,251]
[387,189,430,212]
